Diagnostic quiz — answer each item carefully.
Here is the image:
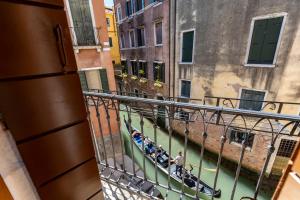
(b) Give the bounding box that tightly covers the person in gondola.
[132,130,141,138]
[157,145,164,156]
[172,151,184,177]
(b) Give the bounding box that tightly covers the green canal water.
[120,111,271,200]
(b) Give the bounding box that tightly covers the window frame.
[116,4,122,22]
[136,26,146,47]
[180,28,196,64]
[106,17,110,28]
[129,29,136,48]
[244,12,287,68]
[120,33,126,49]
[109,37,113,47]
[228,128,255,149]
[179,79,191,98]
[153,61,165,82]
[238,88,267,111]
[154,21,163,46]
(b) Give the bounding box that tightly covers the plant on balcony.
[131,75,138,80]
[139,69,145,75]
[154,80,163,88]
[139,77,147,84]
[120,73,128,78]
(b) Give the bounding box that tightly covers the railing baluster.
[126,105,136,176]
[181,120,189,194]
[253,144,275,199]
[167,105,175,191]
[102,98,117,169]
[94,98,108,166]
[230,132,248,200]
[153,122,159,185]
[195,131,207,199]
[116,101,126,172]
[211,134,226,200]
[139,113,147,180]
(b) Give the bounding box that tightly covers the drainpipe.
[169,0,177,98]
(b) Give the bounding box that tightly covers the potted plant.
[120,73,128,78]
[131,75,138,80]
[139,77,147,84]
[154,80,163,88]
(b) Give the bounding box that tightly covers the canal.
[120,111,272,200]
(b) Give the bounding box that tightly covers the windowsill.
[153,2,163,8]
[135,9,145,15]
[230,142,252,151]
[179,62,193,65]
[155,44,163,47]
[136,46,146,48]
[73,45,101,53]
[244,63,275,68]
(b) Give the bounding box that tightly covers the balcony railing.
[83,91,300,200]
[69,26,101,46]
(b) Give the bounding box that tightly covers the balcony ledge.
[73,45,102,53]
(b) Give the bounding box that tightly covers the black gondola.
[124,118,221,198]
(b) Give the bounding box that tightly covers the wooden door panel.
[0,1,76,79]
[38,159,101,200]
[18,121,95,187]
[0,74,86,141]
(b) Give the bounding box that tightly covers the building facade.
[114,0,170,98]
[105,7,121,68]
[64,0,122,159]
[172,0,300,174]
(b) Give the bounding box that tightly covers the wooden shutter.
[181,31,194,63]
[153,63,158,81]
[248,17,283,64]
[99,69,109,92]
[260,17,283,64]
[239,89,265,111]
[78,71,88,91]
[160,63,165,82]
[109,37,113,47]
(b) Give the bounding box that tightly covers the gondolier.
[173,151,184,176]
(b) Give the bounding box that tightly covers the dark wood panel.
[25,0,64,7]
[0,176,13,200]
[39,159,101,200]
[0,1,76,79]
[0,74,86,141]
[18,121,95,187]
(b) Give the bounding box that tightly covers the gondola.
[124,118,221,198]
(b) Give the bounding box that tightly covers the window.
[116,5,122,22]
[99,69,110,92]
[120,33,125,48]
[69,0,95,46]
[129,30,135,47]
[136,27,145,47]
[135,0,144,12]
[153,62,165,82]
[109,37,113,47]
[121,60,128,74]
[277,139,297,157]
[154,21,162,45]
[131,61,138,76]
[180,80,191,98]
[246,15,285,66]
[138,61,147,78]
[229,129,255,148]
[239,89,266,111]
[78,71,88,91]
[143,92,148,98]
[106,18,110,28]
[126,0,133,16]
[181,30,195,63]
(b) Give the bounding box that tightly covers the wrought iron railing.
[204,96,300,115]
[69,26,101,46]
[83,91,300,200]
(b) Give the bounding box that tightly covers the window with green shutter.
[181,30,194,63]
[109,37,113,47]
[239,89,266,111]
[153,63,165,82]
[78,71,88,91]
[247,16,283,65]
[180,80,191,98]
[99,69,109,93]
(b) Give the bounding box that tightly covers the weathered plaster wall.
[175,0,300,115]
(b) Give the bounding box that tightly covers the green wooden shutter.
[109,37,113,47]
[181,31,194,62]
[99,69,109,92]
[78,71,88,91]
[248,17,283,64]
[260,17,283,64]
[248,19,267,64]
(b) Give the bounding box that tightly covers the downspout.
[169,0,177,98]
